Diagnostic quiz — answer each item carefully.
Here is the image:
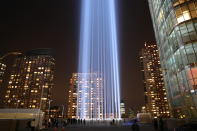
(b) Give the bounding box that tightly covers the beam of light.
[78,0,121,120]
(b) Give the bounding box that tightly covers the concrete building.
[0,109,44,130]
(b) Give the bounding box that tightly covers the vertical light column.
[78,0,121,120]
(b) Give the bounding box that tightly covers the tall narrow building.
[148,0,197,118]
[67,73,104,120]
[0,61,6,88]
[140,42,170,118]
[120,100,126,118]
[4,49,55,112]
[67,73,78,119]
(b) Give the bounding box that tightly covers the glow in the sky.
[78,0,121,120]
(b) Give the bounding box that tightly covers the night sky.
[0,0,155,111]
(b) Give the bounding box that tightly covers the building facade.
[45,106,63,118]
[140,42,170,118]
[0,61,6,88]
[4,49,55,112]
[120,100,126,118]
[148,0,197,119]
[67,73,104,120]
[67,73,78,119]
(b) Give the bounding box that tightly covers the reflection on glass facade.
[4,49,55,112]
[140,42,170,118]
[67,73,104,120]
[148,0,197,118]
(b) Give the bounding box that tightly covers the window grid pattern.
[4,54,55,112]
[148,0,197,118]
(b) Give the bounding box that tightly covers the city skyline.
[0,0,155,111]
[1,0,197,130]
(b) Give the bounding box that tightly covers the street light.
[48,100,53,118]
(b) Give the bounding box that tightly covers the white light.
[191,90,195,93]
[77,0,120,120]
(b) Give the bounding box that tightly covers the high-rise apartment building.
[0,61,6,88]
[140,42,170,118]
[67,73,78,119]
[4,49,55,112]
[67,73,103,120]
[148,0,197,118]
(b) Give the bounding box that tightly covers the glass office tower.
[148,0,197,118]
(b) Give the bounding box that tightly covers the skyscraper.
[67,73,103,120]
[4,49,55,112]
[67,73,78,119]
[140,42,170,118]
[148,0,197,119]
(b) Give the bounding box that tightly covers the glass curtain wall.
[148,0,197,119]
